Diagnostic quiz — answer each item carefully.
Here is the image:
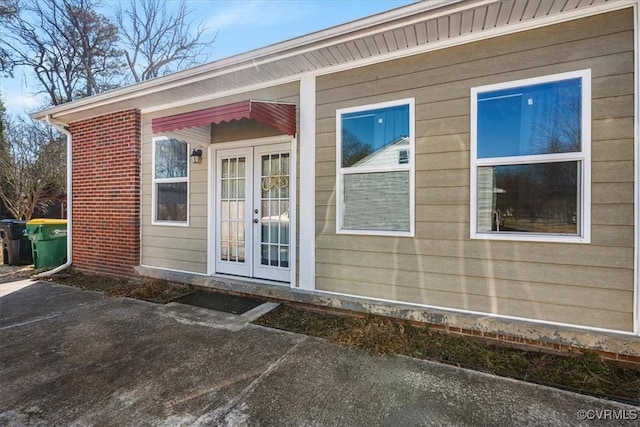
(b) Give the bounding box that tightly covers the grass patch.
[45,269,195,303]
[254,304,640,403]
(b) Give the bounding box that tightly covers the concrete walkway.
[0,278,34,297]
[0,281,637,426]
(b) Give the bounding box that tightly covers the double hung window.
[336,99,414,236]
[471,70,591,242]
[152,137,189,225]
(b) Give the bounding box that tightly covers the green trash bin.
[26,219,68,269]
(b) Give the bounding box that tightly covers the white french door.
[215,143,291,282]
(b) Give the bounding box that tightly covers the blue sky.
[1,0,416,115]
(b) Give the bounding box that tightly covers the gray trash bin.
[0,219,33,265]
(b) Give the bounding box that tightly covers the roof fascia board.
[140,75,303,115]
[252,0,494,68]
[140,0,637,117]
[31,0,461,121]
[35,0,637,123]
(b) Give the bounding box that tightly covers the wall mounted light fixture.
[190,148,203,164]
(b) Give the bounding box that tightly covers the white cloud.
[5,93,41,111]
[0,76,46,116]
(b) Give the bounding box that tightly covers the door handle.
[253,218,259,224]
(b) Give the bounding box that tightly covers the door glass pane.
[230,179,237,198]
[281,159,290,198]
[221,179,228,198]
[238,243,245,263]
[222,159,229,178]
[230,217,237,242]
[238,158,245,176]
[280,201,286,245]
[221,241,229,261]
[221,221,229,241]
[230,158,237,177]
[280,247,289,267]
[221,201,229,220]
[238,178,245,198]
[238,200,245,221]
[280,228,288,245]
[237,216,246,262]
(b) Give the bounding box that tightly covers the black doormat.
[174,290,265,314]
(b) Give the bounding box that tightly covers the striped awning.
[152,100,296,136]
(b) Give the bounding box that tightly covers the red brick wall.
[69,110,141,277]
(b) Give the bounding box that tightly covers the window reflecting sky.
[477,78,581,158]
[341,104,409,167]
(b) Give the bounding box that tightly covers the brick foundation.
[69,110,141,277]
[135,265,640,366]
[297,303,640,366]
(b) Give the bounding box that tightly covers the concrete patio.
[1,281,637,426]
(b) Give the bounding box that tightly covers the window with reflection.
[337,99,414,235]
[153,137,189,223]
[471,71,590,241]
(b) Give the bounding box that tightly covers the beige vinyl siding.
[315,9,635,331]
[141,126,209,273]
[141,83,300,276]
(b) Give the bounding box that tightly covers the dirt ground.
[0,258,33,283]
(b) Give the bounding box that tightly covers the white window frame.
[336,98,415,237]
[470,69,591,243]
[151,136,190,227]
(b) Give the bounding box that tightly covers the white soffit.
[33,0,630,123]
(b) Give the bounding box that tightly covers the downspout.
[34,115,72,277]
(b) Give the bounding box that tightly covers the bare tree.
[0,0,19,77]
[63,0,124,97]
[341,128,373,168]
[0,113,66,220]
[0,0,123,105]
[0,95,9,219]
[116,0,215,83]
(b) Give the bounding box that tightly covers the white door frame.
[207,135,297,286]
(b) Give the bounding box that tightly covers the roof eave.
[30,0,462,123]
[31,0,635,124]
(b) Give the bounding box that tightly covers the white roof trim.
[32,0,637,123]
[31,0,459,121]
